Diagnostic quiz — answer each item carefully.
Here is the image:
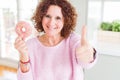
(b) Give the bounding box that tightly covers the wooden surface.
[0,65,17,76]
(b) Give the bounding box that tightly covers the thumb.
[81,25,87,45]
[20,34,25,41]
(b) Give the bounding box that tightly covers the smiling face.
[42,5,64,37]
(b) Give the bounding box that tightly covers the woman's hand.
[76,26,94,63]
[14,37,30,72]
[14,37,29,62]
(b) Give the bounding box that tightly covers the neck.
[41,34,63,46]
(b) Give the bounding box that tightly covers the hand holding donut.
[14,21,32,62]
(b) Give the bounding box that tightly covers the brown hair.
[32,0,77,38]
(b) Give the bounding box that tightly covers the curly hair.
[32,0,77,38]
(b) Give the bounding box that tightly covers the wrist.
[20,53,29,62]
[19,61,30,73]
[20,59,30,64]
[90,48,96,63]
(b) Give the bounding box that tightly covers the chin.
[46,32,55,36]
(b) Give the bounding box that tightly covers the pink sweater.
[17,33,97,80]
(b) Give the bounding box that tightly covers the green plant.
[100,22,112,31]
[112,20,120,32]
[100,20,120,32]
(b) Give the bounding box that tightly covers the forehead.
[46,5,63,16]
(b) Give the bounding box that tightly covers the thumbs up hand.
[76,26,95,63]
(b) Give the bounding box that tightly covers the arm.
[14,37,33,80]
[17,63,33,80]
[75,26,98,69]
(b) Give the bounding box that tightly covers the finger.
[16,39,26,48]
[18,44,27,51]
[16,35,25,42]
[15,36,22,42]
[14,37,22,47]
[15,41,27,53]
[81,25,87,45]
[14,37,20,48]
[14,37,25,49]
[20,34,25,40]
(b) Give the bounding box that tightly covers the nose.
[48,18,56,26]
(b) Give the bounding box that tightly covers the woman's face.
[42,5,64,36]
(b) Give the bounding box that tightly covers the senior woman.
[14,0,97,80]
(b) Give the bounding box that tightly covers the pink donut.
[15,21,32,39]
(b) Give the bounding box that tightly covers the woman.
[14,0,97,80]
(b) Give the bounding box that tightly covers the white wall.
[85,54,120,80]
[69,0,88,34]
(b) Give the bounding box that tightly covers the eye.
[45,14,51,18]
[56,16,61,20]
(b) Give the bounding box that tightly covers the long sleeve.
[76,51,98,69]
[17,38,34,80]
[17,63,33,80]
[16,34,97,80]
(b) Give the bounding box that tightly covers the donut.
[15,21,32,39]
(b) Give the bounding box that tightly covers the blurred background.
[0,0,120,80]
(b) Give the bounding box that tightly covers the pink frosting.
[15,21,32,39]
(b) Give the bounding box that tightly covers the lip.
[47,26,57,30]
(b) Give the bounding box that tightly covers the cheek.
[42,20,48,30]
[57,22,64,29]
[42,18,46,25]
